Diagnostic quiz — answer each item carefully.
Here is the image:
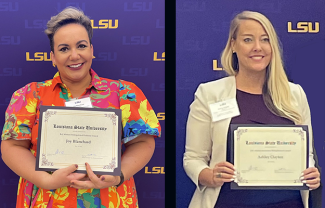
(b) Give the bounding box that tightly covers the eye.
[59,47,68,52]
[243,38,252,42]
[78,44,87,49]
[262,38,270,42]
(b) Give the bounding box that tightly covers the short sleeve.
[119,80,161,143]
[1,83,38,141]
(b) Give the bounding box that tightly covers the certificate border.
[35,105,122,176]
[230,124,309,190]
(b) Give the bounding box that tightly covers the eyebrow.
[57,40,89,48]
[240,34,269,37]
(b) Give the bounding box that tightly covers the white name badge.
[65,97,93,108]
[209,98,240,122]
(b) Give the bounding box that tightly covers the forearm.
[198,168,213,187]
[121,135,155,180]
[1,140,49,188]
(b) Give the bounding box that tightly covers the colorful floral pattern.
[1,69,161,208]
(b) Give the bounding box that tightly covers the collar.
[51,69,110,91]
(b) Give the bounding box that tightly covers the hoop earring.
[92,56,96,59]
[53,63,56,67]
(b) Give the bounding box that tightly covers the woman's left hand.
[70,162,120,189]
[301,167,320,190]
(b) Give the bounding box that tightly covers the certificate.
[230,124,308,190]
[36,106,121,176]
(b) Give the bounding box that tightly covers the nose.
[69,48,80,60]
[253,40,262,52]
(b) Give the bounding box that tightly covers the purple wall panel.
[0,1,164,207]
[176,0,324,207]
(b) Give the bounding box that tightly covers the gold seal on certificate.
[230,124,309,190]
[36,106,121,176]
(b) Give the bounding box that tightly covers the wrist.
[115,171,124,188]
[39,171,54,189]
[199,168,213,186]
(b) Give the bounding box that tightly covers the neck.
[235,70,266,94]
[61,74,91,98]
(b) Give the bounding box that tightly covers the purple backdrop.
[176,0,324,207]
[0,1,165,207]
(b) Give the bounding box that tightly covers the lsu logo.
[151,83,164,91]
[93,52,117,61]
[91,19,118,29]
[0,36,20,45]
[0,68,22,76]
[287,22,319,33]
[1,178,17,185]
[122,36,150,45]
[124,2,152,12]
[25,20,47,29]
[121,68,148,76]
[156,19,164,28]
[157,112,165,120]
[26,52,51,61]
[0,2,18,11]
[153,52,165,61]
[213,60,223,71]
[0,98,11,106]
[145,166,165,174]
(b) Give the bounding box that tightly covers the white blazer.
[183,76,315,208]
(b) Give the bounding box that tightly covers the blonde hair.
[221,11,302,124]
[45,6,93,52]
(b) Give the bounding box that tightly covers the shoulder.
[288,82,305,100]
[13,82,39,95]
[118,79,142,92]
[199,76,234,88]
[195,76,235,97]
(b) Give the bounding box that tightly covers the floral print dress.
[1,69,161,208]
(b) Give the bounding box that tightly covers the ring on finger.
[216,172,222,178]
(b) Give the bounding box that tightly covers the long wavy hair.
[221,11,302,124]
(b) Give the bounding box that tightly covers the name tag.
[209,98,240,122]
[65,97,93,108]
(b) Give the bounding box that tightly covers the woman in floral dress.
[1,7,161,208]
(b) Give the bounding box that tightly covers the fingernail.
[70,185,74,188]
[75,164,78,168]
[300,172,304,176]
[232,175,236,179]
[302,180,307,183]
[230,178,234,181]
[233,166,236,170]
[300,176,304,180]
[101,177,105,181]
[306,184,310,187]
[309,188,312,191]
[234,171,237,175]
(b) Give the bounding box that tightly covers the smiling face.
[51,23,93,85]
[231,19,272,75]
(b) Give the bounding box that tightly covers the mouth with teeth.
[68,63,84,69]
[250,56,264,60]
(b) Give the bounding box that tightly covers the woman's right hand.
[42,164,87,190]
[199,161,236,187]
[211,161,236,186]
